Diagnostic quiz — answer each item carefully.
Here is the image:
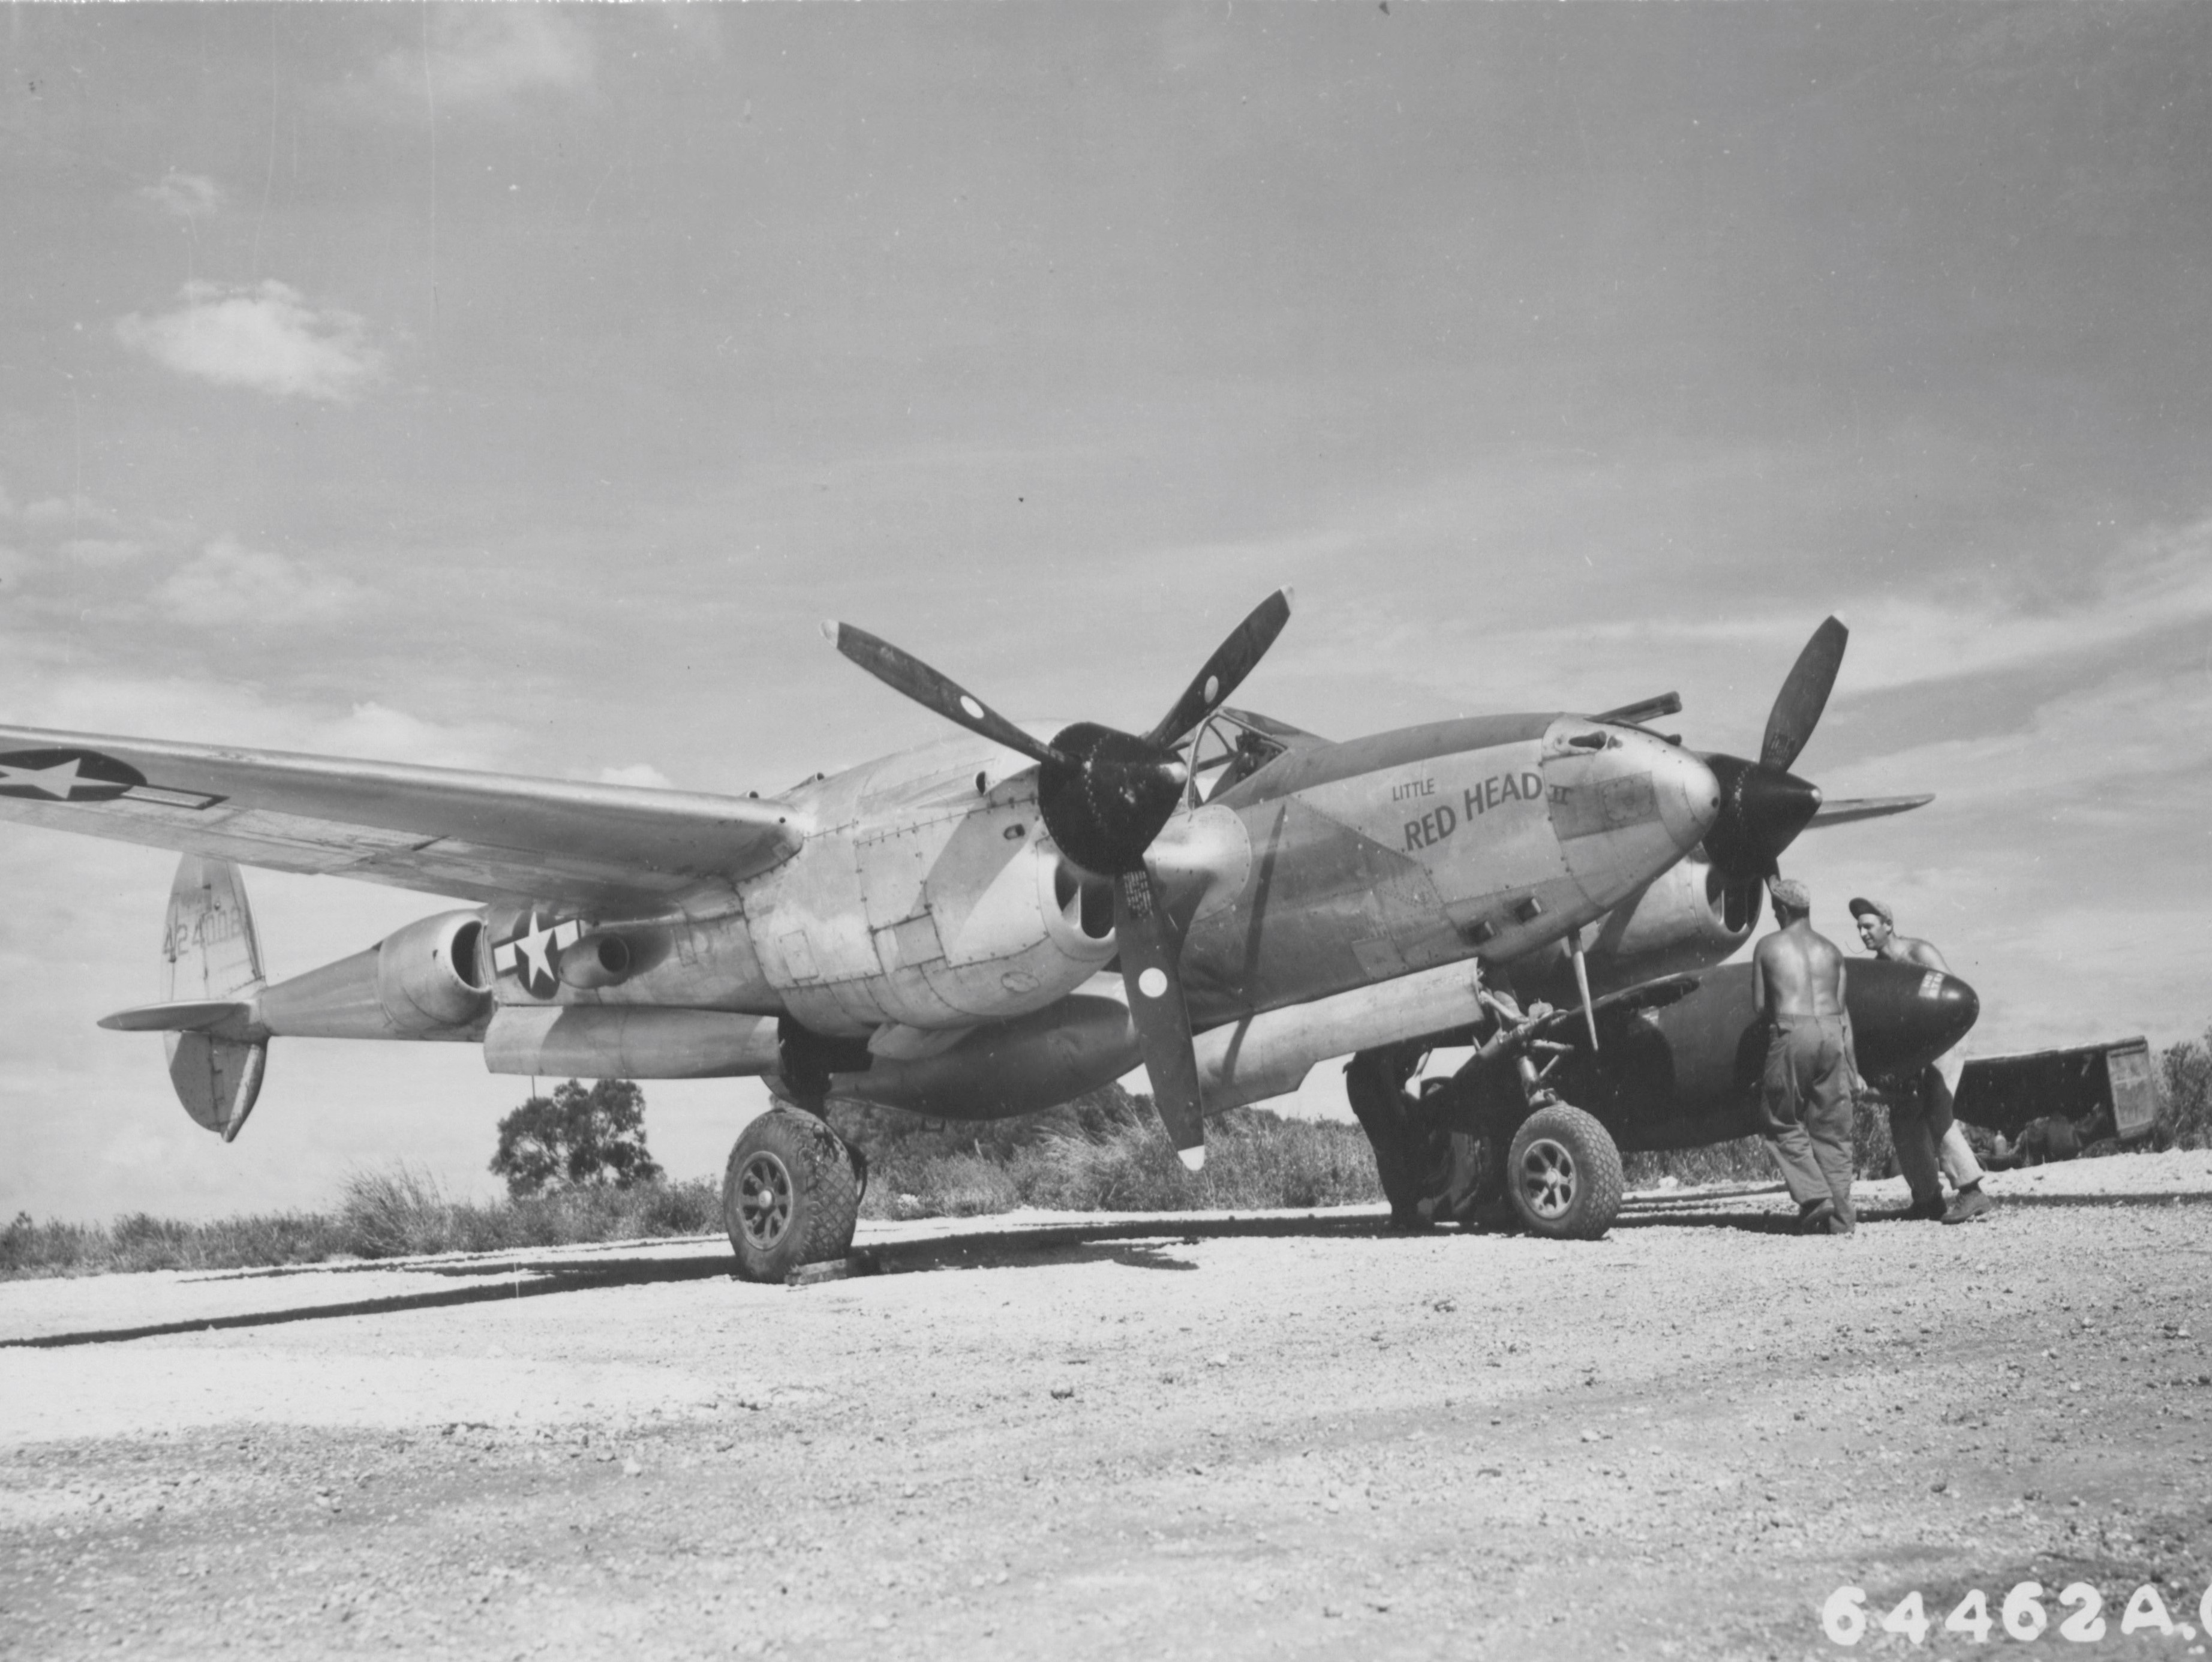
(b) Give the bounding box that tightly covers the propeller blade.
[825,621,1066,769]
[1760,616,1848,773]
[1568,932,1600,1051]
[1804,794,1933,829]
[1113,866,1207,1170]
[1142,588,1296,749]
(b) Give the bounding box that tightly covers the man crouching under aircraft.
[1848,896,1996,1225]
[1752,879,1859,1235]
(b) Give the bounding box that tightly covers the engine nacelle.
[376,911,494,1032]
[1581,856,1757,990]
[257,909,493,1041]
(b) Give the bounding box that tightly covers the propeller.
[826,589,1296,1169]
[1699,617,1846,891]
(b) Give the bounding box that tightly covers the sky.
[2,4,2209,1224]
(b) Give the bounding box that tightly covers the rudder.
[162,855,268,1142]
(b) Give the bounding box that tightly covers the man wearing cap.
[1751,878,1859,1234]
[1847,897,1995,1225]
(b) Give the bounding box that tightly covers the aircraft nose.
[1641,738,1721,853]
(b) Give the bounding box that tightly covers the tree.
[489,1078,664,1199]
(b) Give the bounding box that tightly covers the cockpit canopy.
[1183,706,1321,804]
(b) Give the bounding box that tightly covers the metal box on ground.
[1953,1036,2163,1144]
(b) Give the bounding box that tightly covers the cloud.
[59,538,149,566]
[597,763,674,789]
[156,537,364,628]
[21,494,120,531]
[115,281,386,403]
[137,172,224,221]
[309,702,513,772]
[345,10,593,119]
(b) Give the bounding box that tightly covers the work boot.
[1895,1194,1948,1222]
[1796,1198,1837,1235]
[1941,1186,1995,1225]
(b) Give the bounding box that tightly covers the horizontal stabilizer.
[1594,692,1684,727]
[1805,794,1933,828]
[98,999,254,1033]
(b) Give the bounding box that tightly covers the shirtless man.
[1752,879,1859,1234]
[1848,897,1995,1224]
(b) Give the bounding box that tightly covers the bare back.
[1754,919,1849,1021]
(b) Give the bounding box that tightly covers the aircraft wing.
[0,725,803,912]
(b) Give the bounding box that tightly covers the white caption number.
[1880,1591,1930,1646]
[2056,1583,2104,1642]
[2120,1583,2177,1637]
[2003,1582,2048,1642]
[1822,1586,1868,1646]
[1946,1588,1994,1643]
[1831,1581,2209,1646]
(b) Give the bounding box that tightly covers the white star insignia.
[492,913,587,994]
[0,758,87,799]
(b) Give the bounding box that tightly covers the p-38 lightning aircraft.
[0,594,1936,1277]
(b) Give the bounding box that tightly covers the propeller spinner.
[825,589,1296,1170]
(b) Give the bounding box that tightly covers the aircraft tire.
[1504,1104,1622,1241]
[723,1107,861,1283]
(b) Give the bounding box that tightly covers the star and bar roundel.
[490,909,589,999]
[0,748,146,803]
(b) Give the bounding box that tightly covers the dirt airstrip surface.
[5,1155,2211,1662]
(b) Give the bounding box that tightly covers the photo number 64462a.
[1823,1582,2211,1646]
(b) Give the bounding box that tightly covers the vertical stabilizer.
[162,855,268,1142]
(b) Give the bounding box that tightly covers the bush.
[1621,1140,1774,1188]
[2160,1032,2211,1150]
[835,1084,1383,1219]
[489,1078,663,1199]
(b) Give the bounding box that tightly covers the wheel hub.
[1516,1137,1579,1221]
[736,1150,795,1248]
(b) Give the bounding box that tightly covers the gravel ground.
[4,1153,2211,1661]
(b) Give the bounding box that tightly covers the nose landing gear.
[1345,1035,1624,1241]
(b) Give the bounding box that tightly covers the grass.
[831,1086,1383,1219]
[1,1087,1377,1280]
[13,1030,2208,1279]
[0,1167,721,1281]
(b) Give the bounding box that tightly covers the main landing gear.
[722,1108,865,1282]
[723,1020,871,1283]
[1345,1041,1623,1241]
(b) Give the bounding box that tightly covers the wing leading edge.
[0,725,804,912]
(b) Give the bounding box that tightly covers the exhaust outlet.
[559,932,635,990]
